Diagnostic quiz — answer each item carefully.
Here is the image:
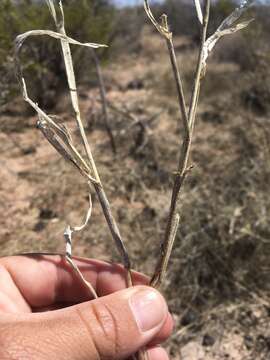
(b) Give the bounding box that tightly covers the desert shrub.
[165,113,270,320]
[213,3,270,70]
[0,0,115,107]
[111,6,145,54]
[213,3,270,116]
[162,0,198,39]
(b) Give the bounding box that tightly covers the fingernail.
[130,288,167,332]
[147,347,169,360]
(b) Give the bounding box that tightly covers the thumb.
[5,286,168,360]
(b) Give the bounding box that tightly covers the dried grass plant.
[14,0,253,358]
[143,0,253,290]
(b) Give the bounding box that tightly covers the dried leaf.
[20,79,97,183]
[45,0,57,23]
[15,29,106,52]
[37,116,89,178]
[218,0,253,32]
[202,0,254,69]
[64,194,92,257]
[64,195,92,239]
[194,0,203,25]
[64,194,97,299]
[72,195,93,233]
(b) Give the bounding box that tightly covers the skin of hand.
[0,255,173,360]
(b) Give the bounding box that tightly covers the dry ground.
[1,27,270,359]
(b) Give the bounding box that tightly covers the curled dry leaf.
[15,29,107,52]
[20,78,98,184]
[64,194,93,259]
[37,116,96,182]
[202,0,254,70]
[218,0,253,32]
[64,194,97,299]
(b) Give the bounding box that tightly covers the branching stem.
[146,0,211,288]
[15,0,133,292]
[54,2,132,286]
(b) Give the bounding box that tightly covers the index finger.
[0,254,148,308]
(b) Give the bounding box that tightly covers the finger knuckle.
[89,301,120,360]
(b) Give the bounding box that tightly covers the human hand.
[0,255,173,359]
